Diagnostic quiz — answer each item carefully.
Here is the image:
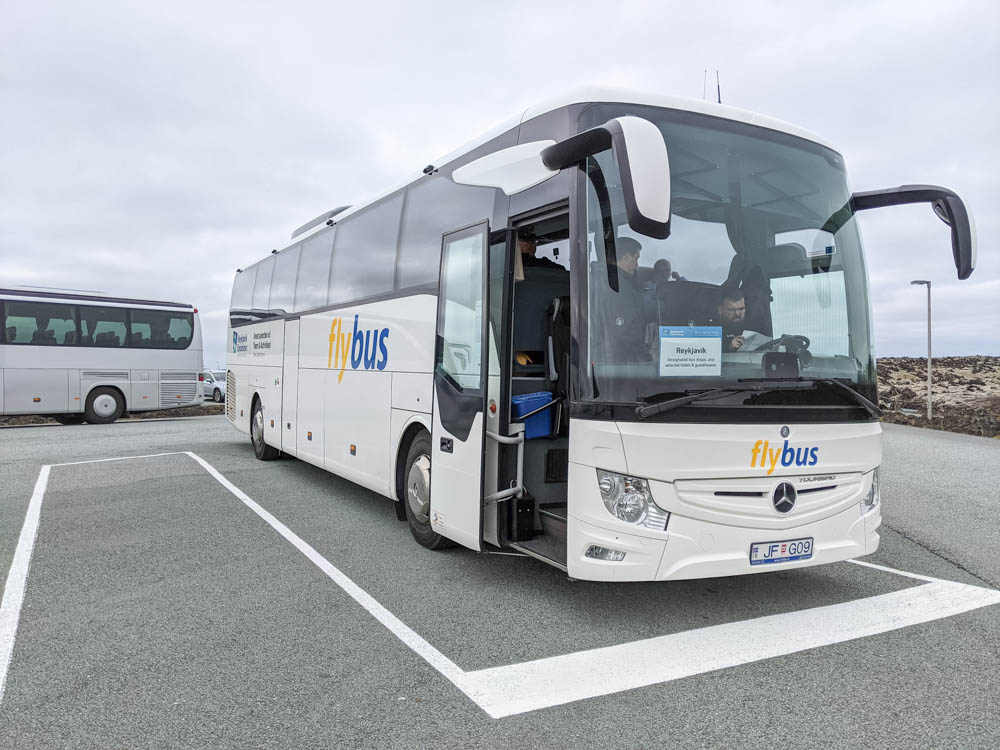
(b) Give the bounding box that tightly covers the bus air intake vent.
[82,371,129,381]
[226,370,236,421]
[160,382,197,408]
[160,371,197,382]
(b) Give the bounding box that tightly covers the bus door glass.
[430,221,490,550]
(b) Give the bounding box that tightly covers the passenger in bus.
[714,288,767,352]
[650,258,685,286]
[518,230,561,269]
[593,237,651,361]
[149,318,174,347]
[6,326,16,342]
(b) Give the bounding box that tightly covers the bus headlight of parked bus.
[596,470,670,530]
[862,468,880,513]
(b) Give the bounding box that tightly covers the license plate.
[749,537,813,566]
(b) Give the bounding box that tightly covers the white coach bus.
[0,288,204,424]
[227,87,975,581]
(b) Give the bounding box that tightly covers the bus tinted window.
[252,256,274,315]
[79,306,127,347]
[231,266,256,311]
[3,301,77,345]
[130,309,194,349]
[397,178,495,289]
[270,244,301,314]
[329,192,403,303]
[294,229,335,311]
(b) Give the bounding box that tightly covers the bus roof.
[279,86,839,249]
[0,287,195,310]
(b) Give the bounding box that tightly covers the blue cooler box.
[512,391,553,440]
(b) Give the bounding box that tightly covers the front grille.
[160,381,198,408]
[674,473,863,525]
[226,370,236,421]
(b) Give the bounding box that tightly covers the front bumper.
[566,462,881,582]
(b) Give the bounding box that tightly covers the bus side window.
[3,301,76,346]
[397,178,495,290]
[329,192,404,304]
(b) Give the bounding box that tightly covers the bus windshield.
[580,106,876,416]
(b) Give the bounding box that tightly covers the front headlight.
[862,468,880,512]
[596,469,670,530]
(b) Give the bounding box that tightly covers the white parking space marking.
[3,452,999,718]
[464,579,1000,717]
[0,465,50,704]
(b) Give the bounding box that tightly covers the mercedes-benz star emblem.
[780,425,790,438]
[772,482,797,513]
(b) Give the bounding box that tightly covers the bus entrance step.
[538,504,567,522]
[511,507,568,571]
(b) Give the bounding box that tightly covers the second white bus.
[0,288,204,424]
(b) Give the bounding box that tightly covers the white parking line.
[0,465,50,705]
[3,451,999,717]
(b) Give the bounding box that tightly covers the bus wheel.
[251,399,279,460]
[403,432,454,550]
[85,387,124,424]
[53,415,86,425]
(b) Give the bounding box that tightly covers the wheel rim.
[252,408,264,449]
[93,393,117,418]
[406,453,431,524]
[214,390,222,402]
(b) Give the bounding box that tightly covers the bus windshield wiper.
[635,387,753,419]
[738,377,881,419]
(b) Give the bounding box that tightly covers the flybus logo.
[327,315,390,383]
[751,439,819,475]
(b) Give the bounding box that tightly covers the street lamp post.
[910,280,932,419]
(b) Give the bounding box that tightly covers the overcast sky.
[2,0,997,367]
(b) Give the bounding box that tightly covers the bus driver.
[594,236,650,361]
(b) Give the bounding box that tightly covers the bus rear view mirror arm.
[452,116,672,240]
[851,184,977,280]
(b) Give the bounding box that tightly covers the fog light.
[586,545,626,562]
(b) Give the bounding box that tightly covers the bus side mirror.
[452,116,672,240]
[851,184,976,280]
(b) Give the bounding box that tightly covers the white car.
[203,370,226,402]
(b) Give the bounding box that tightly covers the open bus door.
[430,221,491,550]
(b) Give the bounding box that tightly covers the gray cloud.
[2,0,997,367]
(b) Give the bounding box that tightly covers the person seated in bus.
[149,318,174,347]
[6,326,16,342]
[649,258,686,287]
[593,236,651,361]
[713,287,767,352]
[518,230,562,269]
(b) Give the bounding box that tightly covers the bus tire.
[251,397,279,460]
[53,415,86,425]
[85,387,124,424]
[212,388,224,403]
[403,432,454,550]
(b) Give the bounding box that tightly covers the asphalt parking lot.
[1,417,998,749]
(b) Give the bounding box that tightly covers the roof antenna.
[716,69,722,104]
